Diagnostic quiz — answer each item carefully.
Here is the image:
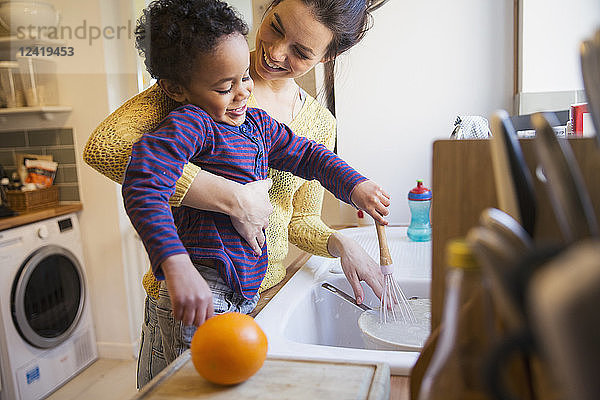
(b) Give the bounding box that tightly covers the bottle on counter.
[356,209,373,226]
[407,179,432,241]
[0,177,9,205]
[417,239,495,400]
[9,171,22,191]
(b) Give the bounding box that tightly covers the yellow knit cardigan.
[83,84,337,298]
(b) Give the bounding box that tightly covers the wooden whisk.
[376,223,416,324]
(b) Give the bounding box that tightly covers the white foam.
[360,299,431,348]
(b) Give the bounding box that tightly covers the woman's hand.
[350,180,390,225]
[230,179,273,256]
[328,232,384,304]
[182,172,273,256]
[161,254,214,326]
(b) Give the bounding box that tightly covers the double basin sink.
[255,226,431,375]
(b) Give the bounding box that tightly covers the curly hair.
[135,0,249,85]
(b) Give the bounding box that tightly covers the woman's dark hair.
[135,0,249,85]
[265,0,374,115]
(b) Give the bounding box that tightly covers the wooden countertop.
[249,251,312,318]
[134,350,391,400]
[250,247,411,400]
[0,203,83,231]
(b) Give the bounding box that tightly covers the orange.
[190,312,268,385]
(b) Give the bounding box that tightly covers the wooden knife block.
[410,138,600,400]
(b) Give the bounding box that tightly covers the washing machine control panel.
[37,226,49,239]
[58,218,73,232]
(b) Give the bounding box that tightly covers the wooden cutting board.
[133,350,390,400]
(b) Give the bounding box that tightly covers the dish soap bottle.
[407,180,432,241]
[417,239,494,400]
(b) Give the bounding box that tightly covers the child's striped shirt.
[123,104,366,299]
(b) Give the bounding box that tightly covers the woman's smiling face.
[254,0,334,80]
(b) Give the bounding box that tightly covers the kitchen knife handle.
[321,283,372,312]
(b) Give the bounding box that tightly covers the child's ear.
[159,79,187,103]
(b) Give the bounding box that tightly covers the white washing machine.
[0,213,97,400]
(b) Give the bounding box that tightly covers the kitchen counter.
[251,246,411,400]
[0,203,83,231]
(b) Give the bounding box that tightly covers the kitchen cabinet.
[430,137,600,330]
[0,36,71,131]
[0,106,72,132]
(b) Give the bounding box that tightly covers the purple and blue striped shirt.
[123,104,367,299]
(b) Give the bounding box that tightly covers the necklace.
[290,86,301,122]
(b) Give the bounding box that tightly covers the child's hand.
[350,180,390,225]
[161,254,214,326]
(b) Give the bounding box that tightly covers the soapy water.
[359,298,431,348]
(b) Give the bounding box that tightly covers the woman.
[84,0,387,387]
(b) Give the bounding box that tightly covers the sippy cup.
[407,179,432,242]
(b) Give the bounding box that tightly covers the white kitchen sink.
[255,226,431,375]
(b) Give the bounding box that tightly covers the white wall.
[517,0,600,114]
[333,0,514,225]
[520,0,600,93]
[47,0,142,359]
[99,0,148,358]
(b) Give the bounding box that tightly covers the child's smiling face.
[174,33,254,126]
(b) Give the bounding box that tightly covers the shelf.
[0,36,66,45]
[0,35,65,59]
[0,203,82,231]
[0,106,72,132]
[0,106,71,115]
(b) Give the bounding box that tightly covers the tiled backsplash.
[0,128,80,201]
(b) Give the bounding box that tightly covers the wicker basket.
[6,186,59,213]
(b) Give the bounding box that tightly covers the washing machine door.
[11,245,86,349]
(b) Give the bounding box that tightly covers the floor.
[46,358,138,400]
